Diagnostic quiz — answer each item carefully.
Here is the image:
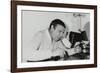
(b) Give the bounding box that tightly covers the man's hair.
[49,19,66,30]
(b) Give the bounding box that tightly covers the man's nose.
[60,33,63,38]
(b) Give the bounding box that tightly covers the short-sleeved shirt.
[28,29,75,61]
[29,29,66,61]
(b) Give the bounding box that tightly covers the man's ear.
[51,25,54,31]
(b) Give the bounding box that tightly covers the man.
[28,19,81,62]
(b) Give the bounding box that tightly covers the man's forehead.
[56,25,65,29]
[56,24,69,32]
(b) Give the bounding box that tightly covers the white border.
[17,5,94,68]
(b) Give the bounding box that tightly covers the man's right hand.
[74,46,82,53]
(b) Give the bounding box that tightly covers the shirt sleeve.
[62,38,71,48]
[61,38,77,56]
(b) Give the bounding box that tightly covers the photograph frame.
[11,0,97,73]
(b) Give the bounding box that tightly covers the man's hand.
[74,46,82,53]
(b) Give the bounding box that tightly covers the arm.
[61,38,81,56]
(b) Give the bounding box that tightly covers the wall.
[0,0,99,73]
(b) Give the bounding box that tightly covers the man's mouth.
[56,38,61,41]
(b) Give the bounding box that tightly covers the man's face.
[51,24,65,41]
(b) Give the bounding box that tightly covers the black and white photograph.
[22,11,90,62]
[11,1,97,72]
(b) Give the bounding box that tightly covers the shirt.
[28,29,77,61]
[29,29,53,61]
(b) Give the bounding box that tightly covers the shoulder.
[33,29,47,38]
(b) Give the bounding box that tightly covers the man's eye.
[59,31,61,33]
[59,31,61,32]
